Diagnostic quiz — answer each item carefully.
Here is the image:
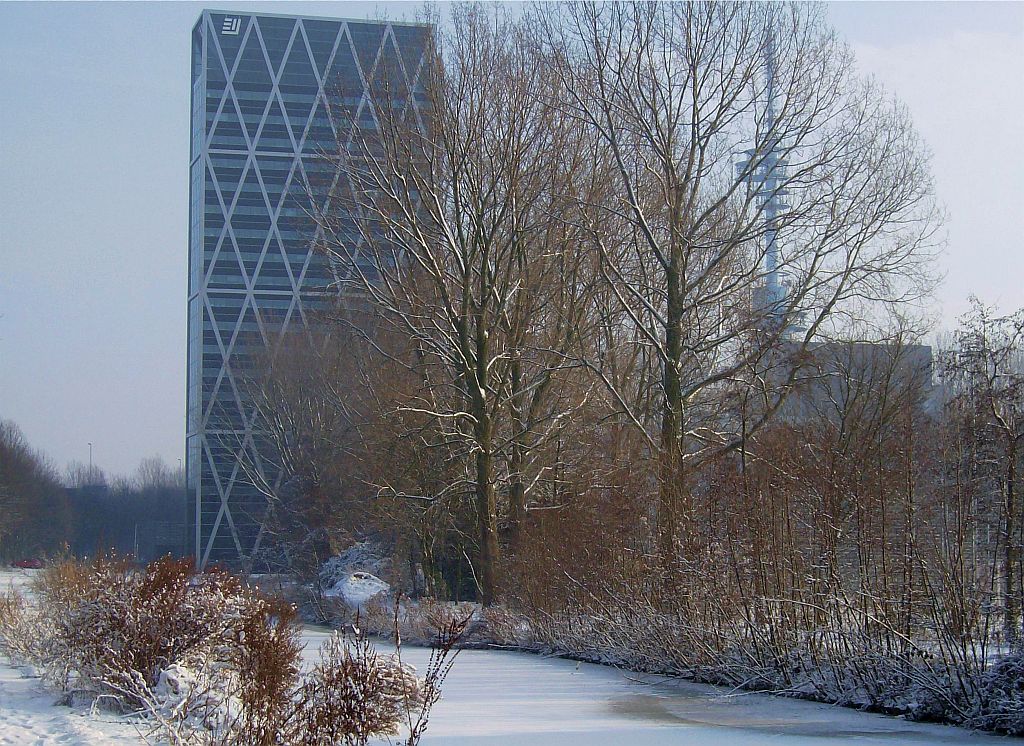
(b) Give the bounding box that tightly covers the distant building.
[774,340,934,424]
[186,10,429,566]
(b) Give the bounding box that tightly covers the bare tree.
[285,1,938,604]
[942,300,1024,644]
[65,460,108,489]
[313,6,601,604]
[133,456,184,492]
[538,1,940,557]
[222,314,467,590]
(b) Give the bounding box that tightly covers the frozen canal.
[301,629,1006,746]
[0,571,1008,744]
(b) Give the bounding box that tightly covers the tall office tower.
[187,10,428,566]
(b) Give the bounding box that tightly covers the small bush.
[0,588,41,665]
[0,555,457,745]
[286,631,421,745]
[972,651,1024,735]
[392,599,477,646]
[479,606,531,647]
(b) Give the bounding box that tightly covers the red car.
[12,559,43,569]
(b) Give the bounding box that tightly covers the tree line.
[0,426,186,563]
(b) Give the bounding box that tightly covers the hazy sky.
[1,1,1022,477]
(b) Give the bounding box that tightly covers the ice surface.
[0,570,1004,745]
[300,629,1005,746]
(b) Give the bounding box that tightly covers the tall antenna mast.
[762,30,785,313]
[737,23,798,333]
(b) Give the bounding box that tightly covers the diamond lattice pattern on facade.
[187,11,429,567]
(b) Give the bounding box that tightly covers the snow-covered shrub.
[286,631,421,744]
[403,599,476,644]
[971,651,1024,735]
[353,596,398,638]
[210,583,302,744]
[0,588,44,666]
[129,628,422,746]
[302,544,395,627]
[0,555,456,746]
[319,542,392,593]
[479,605,532,647]
[136,625,441,746]
[151,661,242,737]
[322,591,477,649]
[323,570,391,609]
[28,555,300,713]
[500,550,1024,732]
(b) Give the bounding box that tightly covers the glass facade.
[187,11,428,566]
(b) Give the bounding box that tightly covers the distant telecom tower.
[737,30,801,335]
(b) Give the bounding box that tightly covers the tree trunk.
[658,245,685,566]
[1006,445,1020,645]
[475,439,500,606]
[508,360,527,551]
[471,350,500,605]
[509,444,526,552]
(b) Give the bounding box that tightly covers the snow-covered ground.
[0,665,142,746]
[0,569,35,596]
[303,629,1006,746]
[0,570,1007,745]
[0,569,142,745]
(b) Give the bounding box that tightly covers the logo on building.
[221,17,241,35]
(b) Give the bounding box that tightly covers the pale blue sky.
[1,1,1022,476]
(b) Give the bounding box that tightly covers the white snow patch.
[320,542,391,588]
[0,661,141,745]
[323,571,390,608]
[0,568,37,597]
